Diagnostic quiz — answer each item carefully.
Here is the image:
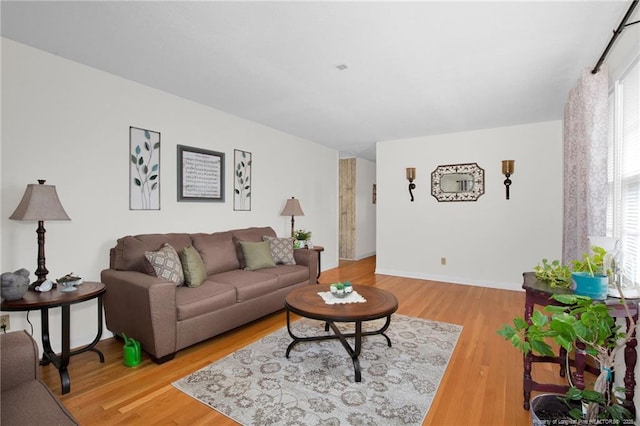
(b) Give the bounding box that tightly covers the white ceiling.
[0,1,630,161]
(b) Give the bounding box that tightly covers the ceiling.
[0,1,630,161]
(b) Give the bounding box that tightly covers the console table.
[522,272,637,416]
[1,281,106,394]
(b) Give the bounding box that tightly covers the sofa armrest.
[1,331,39,392]
[293,248,318,284]
[100,269,177,360]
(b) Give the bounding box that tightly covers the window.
[607,56,640,288]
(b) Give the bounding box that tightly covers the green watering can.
[122,333,142,367]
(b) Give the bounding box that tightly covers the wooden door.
[339,158,355,259]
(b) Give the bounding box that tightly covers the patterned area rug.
[173,314,462,425]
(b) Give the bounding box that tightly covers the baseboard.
[374,268,523,292]
[354,251,376,260]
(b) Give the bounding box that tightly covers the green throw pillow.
[179,245,207,287]
[239,241,276,271]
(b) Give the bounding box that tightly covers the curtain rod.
[592,0,639,74]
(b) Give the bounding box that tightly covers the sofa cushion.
[175,281,236,321]
[240,241,276,271]
[191,232,240,275]
[209,269,280,302]
[263,236,296,265]
[268,265,310,288]
[112,233,192,272]
[231,226,277,268]
[179,245,207,287]
[144,243,184,286]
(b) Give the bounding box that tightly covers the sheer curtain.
[562,67,609,264]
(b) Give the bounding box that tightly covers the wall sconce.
[406,168,416,202]
[502,160,515,200]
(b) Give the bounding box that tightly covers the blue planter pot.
[572,272,608,300]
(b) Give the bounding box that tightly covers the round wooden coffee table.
[284,285,398,382]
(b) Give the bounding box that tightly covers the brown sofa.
[1,330,78,425]
[101,226,318,363]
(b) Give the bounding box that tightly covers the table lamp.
[9,180,71,290]
[280,197,304,238]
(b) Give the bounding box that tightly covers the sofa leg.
[152,353,176,364]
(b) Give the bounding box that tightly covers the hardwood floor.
[40,256,566,425]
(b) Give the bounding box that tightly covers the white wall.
[1,38,338,351]
[355,157,376,259]
[376,120,563,291]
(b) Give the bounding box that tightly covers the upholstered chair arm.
[1,330,40,392]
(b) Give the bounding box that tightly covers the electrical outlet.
[440,257,447,266]
[0,315,10,331]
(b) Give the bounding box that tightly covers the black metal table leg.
[69,295,105,362]
[286,314,393,382]
[38,294,105,394]
[60,304,71,393]
[40,307,54,366]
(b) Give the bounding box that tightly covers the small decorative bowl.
[330,289,348,298]
[330,283,353,298]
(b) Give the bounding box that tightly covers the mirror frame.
[430,163,485,202]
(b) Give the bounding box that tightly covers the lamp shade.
[9,181,70,221]
[280,197,304,217]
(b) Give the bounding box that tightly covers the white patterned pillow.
[144,243,185,286]
[263,236,296,265]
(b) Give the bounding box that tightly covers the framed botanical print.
[130,126,160,210]
[234,149,252,211]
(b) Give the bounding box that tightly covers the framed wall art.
[130,126,160,210]
[234,149,252,211]
[177,145,225,202]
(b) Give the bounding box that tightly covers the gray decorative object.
[173,314,462,425]
[234,149,252,211]
[130,126,161,210]
[1,268,30,301]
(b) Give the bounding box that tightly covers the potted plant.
[498,288,635,423]
[293,229,312,248]
[533,246,612,299]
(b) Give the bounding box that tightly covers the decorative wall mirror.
[431,163,485,202]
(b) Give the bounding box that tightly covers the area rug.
[173,314,462,425]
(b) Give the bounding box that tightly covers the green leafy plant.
[294,229,312,241]
[498,292,635,423]
[572,246,608,277]
[533,246,609,287]
[533,259,572,288]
